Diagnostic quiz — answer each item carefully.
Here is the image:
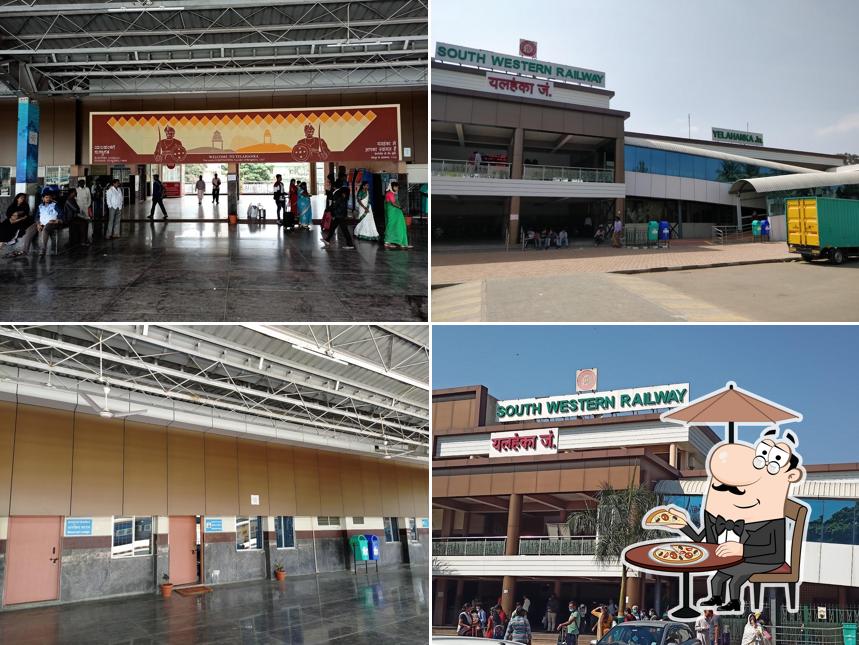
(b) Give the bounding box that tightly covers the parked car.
[590,621,702,645]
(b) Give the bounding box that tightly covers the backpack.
[322,210,332,231]
[247,204,259,218]
[493,621,505,638]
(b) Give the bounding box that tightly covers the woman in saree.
[297,181,312,229]
[352,181,379,241]
[0,193,31,248]
[383,181,411,249]
[288,178,298,226]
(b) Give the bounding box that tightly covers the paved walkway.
[0,565,428,645]
[1,195,427,322]
[431,240,793,285]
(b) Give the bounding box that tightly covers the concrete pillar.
[508,196,521,245]
[669,444,678,468]
[736,196,743,229]
[454,578,465,618]
[441,509,454,537]
[505,493,522,555]
[309,162,317,195]
[502,575,517,616]
[433,577,448,625]
[626,574,641,609]
[614,136,624,183]
[614,197,625,221]
[226,162,239,218]
[511,128,524,179]
[16,97,40,209]
[839,586,848,608]
[554,580,562,596]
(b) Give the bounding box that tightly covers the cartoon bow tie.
[714,515,745,535]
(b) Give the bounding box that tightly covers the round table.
[623,541,743,619]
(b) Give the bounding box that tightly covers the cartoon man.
[650,428,805,612]
[153,125,187,169]
[292,123,330,161]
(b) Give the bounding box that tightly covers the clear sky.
[432,0,859,155]
[432,325,859,465]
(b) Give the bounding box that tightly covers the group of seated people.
[524,227,570,249]
[0,180,94,258]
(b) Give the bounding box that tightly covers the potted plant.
[273,563,286,581]
[159,573,174,598]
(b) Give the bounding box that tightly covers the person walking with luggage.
[106,178,124,239]
[149,174,168,220]
[195,175,205,205]
[273,174,286,224]
[322,187,354,249]
[211,173,221,205]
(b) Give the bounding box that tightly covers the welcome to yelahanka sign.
[435,42,606,88]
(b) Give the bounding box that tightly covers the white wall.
[433,175,625,198]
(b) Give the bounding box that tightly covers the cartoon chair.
[749,498,807,613]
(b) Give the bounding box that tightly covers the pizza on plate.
[644,507,688,528]
[650,544,705,565]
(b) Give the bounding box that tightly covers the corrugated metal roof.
[730,170,859,194]
[625,136,822,176]
[656,475,859,499]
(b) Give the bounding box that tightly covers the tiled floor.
[0,564,429,644]
[1,196,427,321]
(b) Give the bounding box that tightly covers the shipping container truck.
[786,197,859,264]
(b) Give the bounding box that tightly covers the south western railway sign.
[496,384,690,422]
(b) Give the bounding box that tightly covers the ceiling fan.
[80,384,147,419]
[79,337,148,419]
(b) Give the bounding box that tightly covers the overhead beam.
[465,496,510,511]
[10,17,427,41]
[432,498,473,513]
[0,35,420,56]
[0,0,374,15]
[524,493,568,510]
[551,134,573,153]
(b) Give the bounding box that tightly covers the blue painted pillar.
[16,96,40,208]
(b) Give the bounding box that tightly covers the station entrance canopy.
[91,106,402,166]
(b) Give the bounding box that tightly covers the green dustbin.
[751,219,761,237]
[647,221,659,242]
[843,623,857,645]
[349,535,369,561]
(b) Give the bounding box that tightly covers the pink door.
[4,516,62,605]
[169,516,198,585]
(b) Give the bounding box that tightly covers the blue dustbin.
[364,534,380,561]
[659,220,670,242]
[843,624,857,645]
[760,218,770,240]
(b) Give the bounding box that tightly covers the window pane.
[353,517,364,525]
[624,146,637,173]
[275,517,284,548]
[284,516,294,548]
[408,518,417,542]
[112,517,134,557]
[634,147,651,173]
[678,154,695,179]
[390,517,400,542]
[133,517,153,555]
[822,500,856,544]
[384,517,393,542]
[665,151,680,177]
[236,516,251,550]
[693,155,707,180]
[650,150,666,175]
[805,500,825,542]
[706,157,722,181]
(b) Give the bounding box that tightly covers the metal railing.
[431,158,512,179]
[523,164,614,183]
[518,536,596,556]
[432,537,507,556]
[712,225,741,244]
[773,625,844,645]
[432,535,596,557]
[781,605,859,624]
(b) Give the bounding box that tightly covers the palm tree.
[567,479,663,615]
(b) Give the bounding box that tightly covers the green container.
[843,623,857,645]
[349,535,369,561]
[751,219,761,236]
[786,197,859,250]
[647,221,659,241]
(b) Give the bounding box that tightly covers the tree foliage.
[240,163,274,182]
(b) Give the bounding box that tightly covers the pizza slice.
[643,507,688,529]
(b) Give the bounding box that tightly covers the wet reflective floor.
[0,564,429,644]
[0,196,427,322]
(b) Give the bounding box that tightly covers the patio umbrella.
[660,381,802,442]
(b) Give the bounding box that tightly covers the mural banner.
[90,105,401,167]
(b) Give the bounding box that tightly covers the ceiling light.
[290,344,348,366]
